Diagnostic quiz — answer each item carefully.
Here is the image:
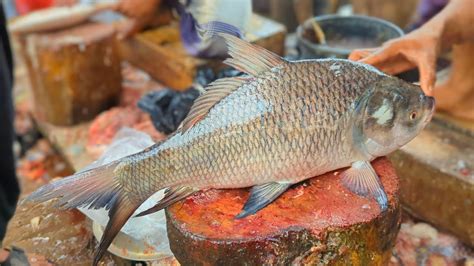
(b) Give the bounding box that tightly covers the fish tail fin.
[25,160,144,265]
[93,195,141,266]
[25,161,121,209]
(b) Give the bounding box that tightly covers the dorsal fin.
[178,35,284,132]
[219,33,286,76]
[179,76,249,132]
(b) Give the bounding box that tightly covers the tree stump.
[20,22,122,126]
[166,157,401,265]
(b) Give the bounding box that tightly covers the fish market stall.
[1,0,473,265]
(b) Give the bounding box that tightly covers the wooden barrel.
[167,157,401,265]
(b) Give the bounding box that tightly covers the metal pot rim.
[296,14,404,55]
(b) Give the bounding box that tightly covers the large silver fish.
[26,33,434,264]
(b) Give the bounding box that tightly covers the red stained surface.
[86,106,166,157]
[88,107,146,144]
[15,0,53,15]
[168,157,399,239]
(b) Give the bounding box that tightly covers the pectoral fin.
[236,181,292,219]
[340,161,388,211]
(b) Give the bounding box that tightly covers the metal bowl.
[297,15,404,59]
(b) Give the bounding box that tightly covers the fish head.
[356,77,435,157]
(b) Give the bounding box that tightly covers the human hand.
[349,29,441,96]
[116,0,160,37]
[432,43,474,120]
[118,0,159,19]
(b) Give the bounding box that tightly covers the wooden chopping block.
[167,157,401,265]
[20,22,122,126]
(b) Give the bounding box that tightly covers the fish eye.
[410,112,417,120]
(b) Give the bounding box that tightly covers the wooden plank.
[118,25,203,91]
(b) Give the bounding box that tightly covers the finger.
[360,49,392,65]
[116,1,126,15]
[402,51,436,96]
[115,19,137,39]
[348,48,376,61]
[359,42,402,66]
[116,1,135,17]
[376,57,415,75]
[129,18,149,36]
[417,57,436,96]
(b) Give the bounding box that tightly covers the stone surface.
[19,22,122,126]
[167,157,401,265]
[389,116,474,247]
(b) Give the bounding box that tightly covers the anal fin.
[135,186,198,217]
[340,161,388,211]
[236,181,292,219]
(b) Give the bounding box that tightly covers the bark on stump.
[167,157,401,265]
[20,22,122,126]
